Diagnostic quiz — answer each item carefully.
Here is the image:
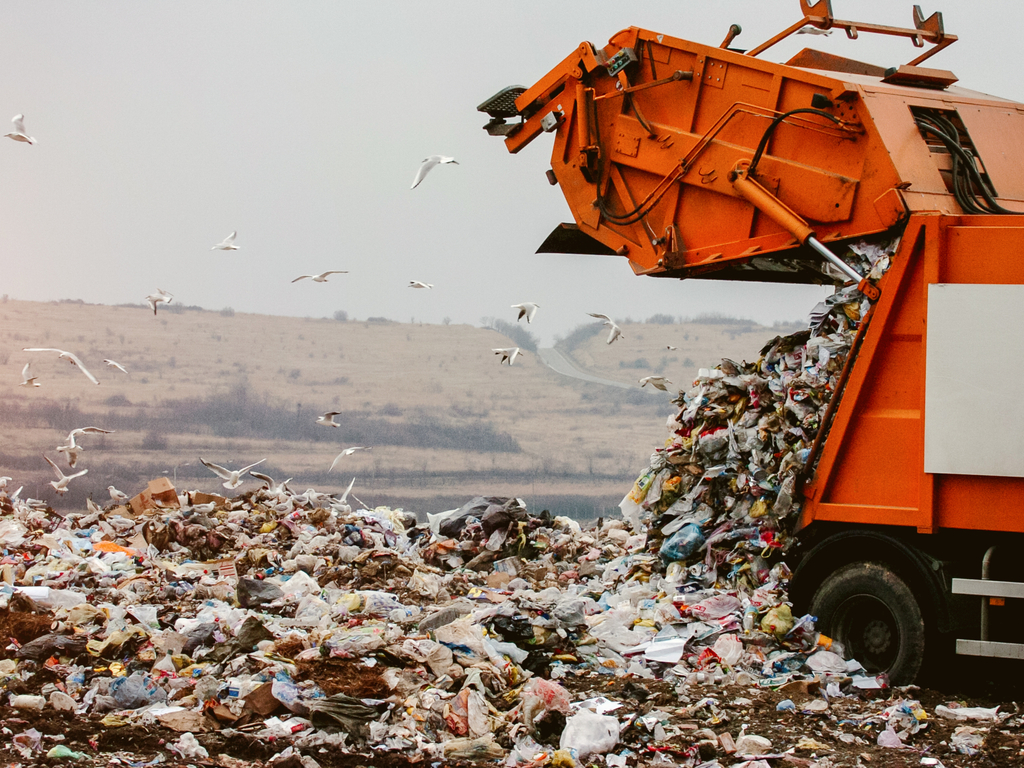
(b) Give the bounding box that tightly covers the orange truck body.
[485,1,1024,678]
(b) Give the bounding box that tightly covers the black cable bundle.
[914,114,1015,215]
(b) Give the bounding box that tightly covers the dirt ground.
[2,654,1022,768]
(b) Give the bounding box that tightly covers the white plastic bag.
[559,709,619,760]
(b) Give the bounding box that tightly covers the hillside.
[0,298,796,519]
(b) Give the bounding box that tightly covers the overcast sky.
[2,1,1019,344]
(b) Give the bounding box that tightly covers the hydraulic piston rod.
[730,161,880,301]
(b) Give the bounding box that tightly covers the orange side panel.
[803,216,1024,534]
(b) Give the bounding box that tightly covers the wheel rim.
[830,594,900,674]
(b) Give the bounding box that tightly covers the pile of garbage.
[619,238,899,655]
[0,238,1020,767]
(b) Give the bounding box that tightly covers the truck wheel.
[808,561,925,685]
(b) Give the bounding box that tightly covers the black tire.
[808,561,926,685]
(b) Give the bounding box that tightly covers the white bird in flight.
[22,348,99,385]
[493,347,521,365]
[292,271,348,284]
[587,313,623,345]
[57,426,113,468]
[5,114,35,144]
[212,231,239,250]
[108,485,129,503]
[639,376,673,391]
[44,456,87,495]
[103,359,129,374]
[19,363,40,388]
[146,288,173,315]
[512,302,540,324]
[666,345,678,351]
[250,471,292,499]
[200,457,266,489]
[316,411,341,428]
[409,280,434,289]
[329,447,371,473]
[411,155,458,189]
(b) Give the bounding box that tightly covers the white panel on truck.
[925,283,1024,477]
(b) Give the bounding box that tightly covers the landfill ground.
[3,251,1024,768]
[1,638,1023,768]
[0,479,1022,768]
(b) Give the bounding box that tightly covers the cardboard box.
[129,477,180,516]
[190,491,229,508]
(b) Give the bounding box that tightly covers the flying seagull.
[108,485,129,503]
[146,288,173,315]
[57,426,114,468]
[587,313,624,345]
[666,345,678,351]
[512,302,540,324]
[44,455,87,495]
[199,457,266,489]
[19,362,40,388]
[292,270,348,283]
[639,376,673,391]
[22,348,100,385]
[212,231,239,250]
[316,411,341,428]
[411,155,458,189]
[5,114,35,144]
[103,359,129,374]
[493,347,521,365]
[409,280,433,289]
[250,471,292,498]
[329,447,371,473]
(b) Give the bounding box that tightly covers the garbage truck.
[480,0,1024,683]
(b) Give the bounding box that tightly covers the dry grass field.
[0,298,797,520]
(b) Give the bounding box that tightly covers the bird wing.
[21,362,30,380]
[12,114,25,133]
[587,313,612,323]
[607,325,622,344]
[158,288,173,299]
[22,347,63,354]
[328,451,346,473]
[249,471,274,485]
[319,271,348,278]
[103,359,128,373]
[224,231,236,244]
[43,455,64,479]
[200,458,233,479]
[509,348,521,364]
[64,352,99,385]
[339,477,356,503]
[411,157,439,189]
[238,458,266,474]
[72,427,113,438]
[292,275,312,282]
[322,411,341,418]
[68,468,88,480]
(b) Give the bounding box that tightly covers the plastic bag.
[521,678,572,730]
[559,709,620,760]
[170,733,209,760]
[760,604,795,638]
[689,594,741,620]
[443,734,504,761]
[712,633,744,666]
[659,523,706,563]
[110,672,166,709]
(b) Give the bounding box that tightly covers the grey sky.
[1,1,1017,344]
